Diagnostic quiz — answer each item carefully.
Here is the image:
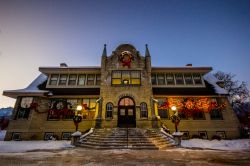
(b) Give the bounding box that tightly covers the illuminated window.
[175,73,184,85]
[119,97,134,106]
[166,74,175,85]
[157,74,165,85]
[58,74,68,85]
[49,74,59,85]
[140,102,148,118]
[78,74,86,85]
[130,71,140,85]
[193,73,203,85]
[68,74,77,85]
[96,74,101,85]
[106,102,113,118]
[112,71,140,85]
[184,74,193,85]
[87,74,95,85]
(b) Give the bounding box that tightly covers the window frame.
[49,74,59,85]
[12,132,21,141]
[106,102,113,119]
[44,132,54,140]
[68,74,77,86]
[140,102,148,118]
[58,74,68,86]
[61,132,72,140]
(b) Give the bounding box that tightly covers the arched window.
[140,102,148,118]
[106,102,113,118]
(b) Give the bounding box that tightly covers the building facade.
[3,44,240,140]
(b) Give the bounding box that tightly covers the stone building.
[3,44,240,141]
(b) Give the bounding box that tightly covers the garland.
[158,97,226,117]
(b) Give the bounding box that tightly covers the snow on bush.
[182,139,250,150]
[0,141,74,153]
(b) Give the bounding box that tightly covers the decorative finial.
[102,44,107,57]
[145,44,150,57]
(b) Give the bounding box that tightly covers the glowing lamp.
[76,105,83,111]
[171,106,177,111]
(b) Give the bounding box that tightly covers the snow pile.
[71,131,81,136]
[203,73,228,94]
[182,139,250,150]
[0,130,6,141]
[0,141,74,153]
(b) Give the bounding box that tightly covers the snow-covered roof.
[203,73,228,95]
[3,74,49,98]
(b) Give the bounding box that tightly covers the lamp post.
[171,106,180,132]
[73,105,83,131]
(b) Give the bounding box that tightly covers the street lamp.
[73,105,83,131]
[170,105,180,132]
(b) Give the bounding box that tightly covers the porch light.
[171,106,177,111]
[76,105,83,111]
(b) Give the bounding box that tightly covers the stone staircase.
[78,128,176,150]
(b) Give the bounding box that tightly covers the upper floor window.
[175,73,184,85]
[106,102,113,118]
[193,73,203,85]
[157,74,165,85]
[184,74,193,85]
[111,70,141,86]
[140,102,148,118]
[151,74,157,85]
[87,74,95,85]
[58,74,68,85]
[166,74,175,85]
[78,74,86,86]
[68,74,77,86]
[49,74,59,85]
[96,74,101,85]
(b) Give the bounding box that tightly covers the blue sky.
[0,0,250,107]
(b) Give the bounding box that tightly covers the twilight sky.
[0,0,250,108]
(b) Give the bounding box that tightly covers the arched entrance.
[118,97,136,128]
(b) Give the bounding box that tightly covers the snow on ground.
[0,138,249,153]
[0,130,6,141]
[0,140,74,153]
[182,139,250,150]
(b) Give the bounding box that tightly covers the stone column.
[95,98,103,128]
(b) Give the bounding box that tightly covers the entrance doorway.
[118,97,136,128]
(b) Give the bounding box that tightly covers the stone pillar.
[151,97,158,128]
[95,98,103,128]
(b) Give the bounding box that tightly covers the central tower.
[99,44,154,128]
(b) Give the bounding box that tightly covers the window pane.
[193,73,203,85]
[158,109,168,119]
[193,112,205,120]
[59,74,68,85]
[112,71,121,78]
[83,99,90,107]
[131,78,140,85]
[166,74,175,85]
[131,71,140,78]
[184,74,193,85]
[151,74,157,85]
[68,74,77,85]
[78,74,86,85]
[175,73,184,85]
[96,74,101,85]
[49,74,59,85]
[87,74,95,85]
[157,74,165,85]
[112,79,121,85]
[140,103,148,118]
[21,97,33,108]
